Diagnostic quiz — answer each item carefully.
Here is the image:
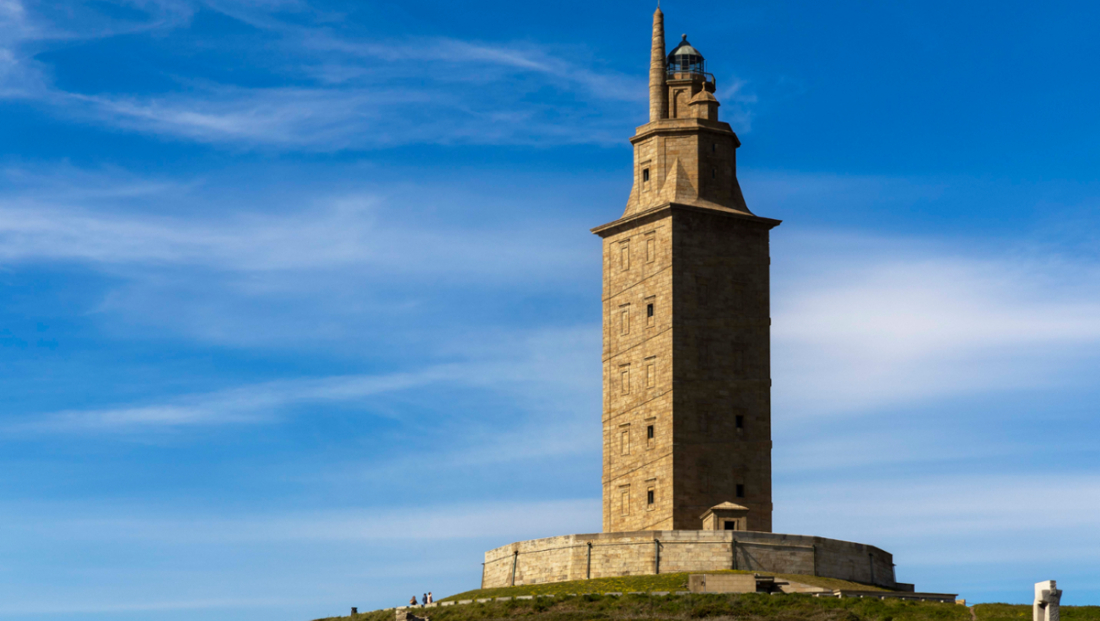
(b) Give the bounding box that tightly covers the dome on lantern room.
[667,34,705,73]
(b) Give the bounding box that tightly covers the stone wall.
[482,530,899,590]
[600,210,676,533]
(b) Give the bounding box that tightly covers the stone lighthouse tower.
[592,7,780,533]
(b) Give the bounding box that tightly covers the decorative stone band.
[481,530,908,591]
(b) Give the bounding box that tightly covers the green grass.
[974,604,1100,621]
[439,570,889,602]
[314,592,971,621]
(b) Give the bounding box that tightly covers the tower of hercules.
[592,7,781,533]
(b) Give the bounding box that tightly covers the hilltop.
[311,571,1100,621]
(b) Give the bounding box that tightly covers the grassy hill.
[439,570,888,601]
[972,604,1100,621]
[320,592,961,621]
[312,575,1100,621]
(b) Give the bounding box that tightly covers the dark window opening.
[724,521,736,530]
[712,143,717,153]
[735,415,744,429]
[647,490,655,505]
[711,168,716,179]
[736,484,745,498]
[647,303,654,317]
[647,425,654,439]
[642,168,650,182]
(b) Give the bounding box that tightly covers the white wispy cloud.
[781,473,1100,563]
[4,369,446,432]
[7,498,600,543]
[6,321,599,436]
[0,174,589,278]
[0,0,195,95]
[0,496,599,616]
[0,0,656,149]
[0,163,601,349]
[772,232,1100,418]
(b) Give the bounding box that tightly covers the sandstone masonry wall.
[482,531,898,590]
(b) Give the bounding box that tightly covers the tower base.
[481,530,907,590]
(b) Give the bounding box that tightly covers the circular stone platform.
[482,530,906,590]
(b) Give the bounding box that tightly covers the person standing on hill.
[427,592,433,604]
[409,596,417,606]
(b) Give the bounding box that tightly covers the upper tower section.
[624,9,751,219]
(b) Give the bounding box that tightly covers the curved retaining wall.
[482,530,900,590]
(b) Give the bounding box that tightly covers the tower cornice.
[630,119,741,147]
[591,202,781,239]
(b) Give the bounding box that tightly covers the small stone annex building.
[482,7,910,591]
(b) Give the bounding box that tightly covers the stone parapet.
[482,530,900,590]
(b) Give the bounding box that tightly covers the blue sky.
[2,1,1100,619]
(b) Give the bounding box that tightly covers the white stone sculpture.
[1034,580,1062,621]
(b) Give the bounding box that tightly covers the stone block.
[688,573,756,593]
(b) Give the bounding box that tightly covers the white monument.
[1034,580,1062,621]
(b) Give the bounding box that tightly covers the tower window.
[645,235,656,262]
[647,489,655,505]
[620,307,630,335]
[736,484,745,498]
[620,242,630,271]
[647,303,654,318]
[647,424,654,440]
[735,415,744,430]
[620,368,630,394]
[642,168,650,182]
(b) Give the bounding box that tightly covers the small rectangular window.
[620,242,630,271]
[620,307,630,335]
[735,415,744,429]
[620,368,630,394]
[645,299,655,327]
[646,362,655,388]
[724,521,736,531]
[621,429,630,455]
[621,489,630,516]
[736,484,745,498]
[645,236,656,262]
[647,489,655,505]
[642,168,650,182]
[647,303,654,318]
[647,424,654,440]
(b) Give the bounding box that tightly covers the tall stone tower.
[592,8,780,533]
